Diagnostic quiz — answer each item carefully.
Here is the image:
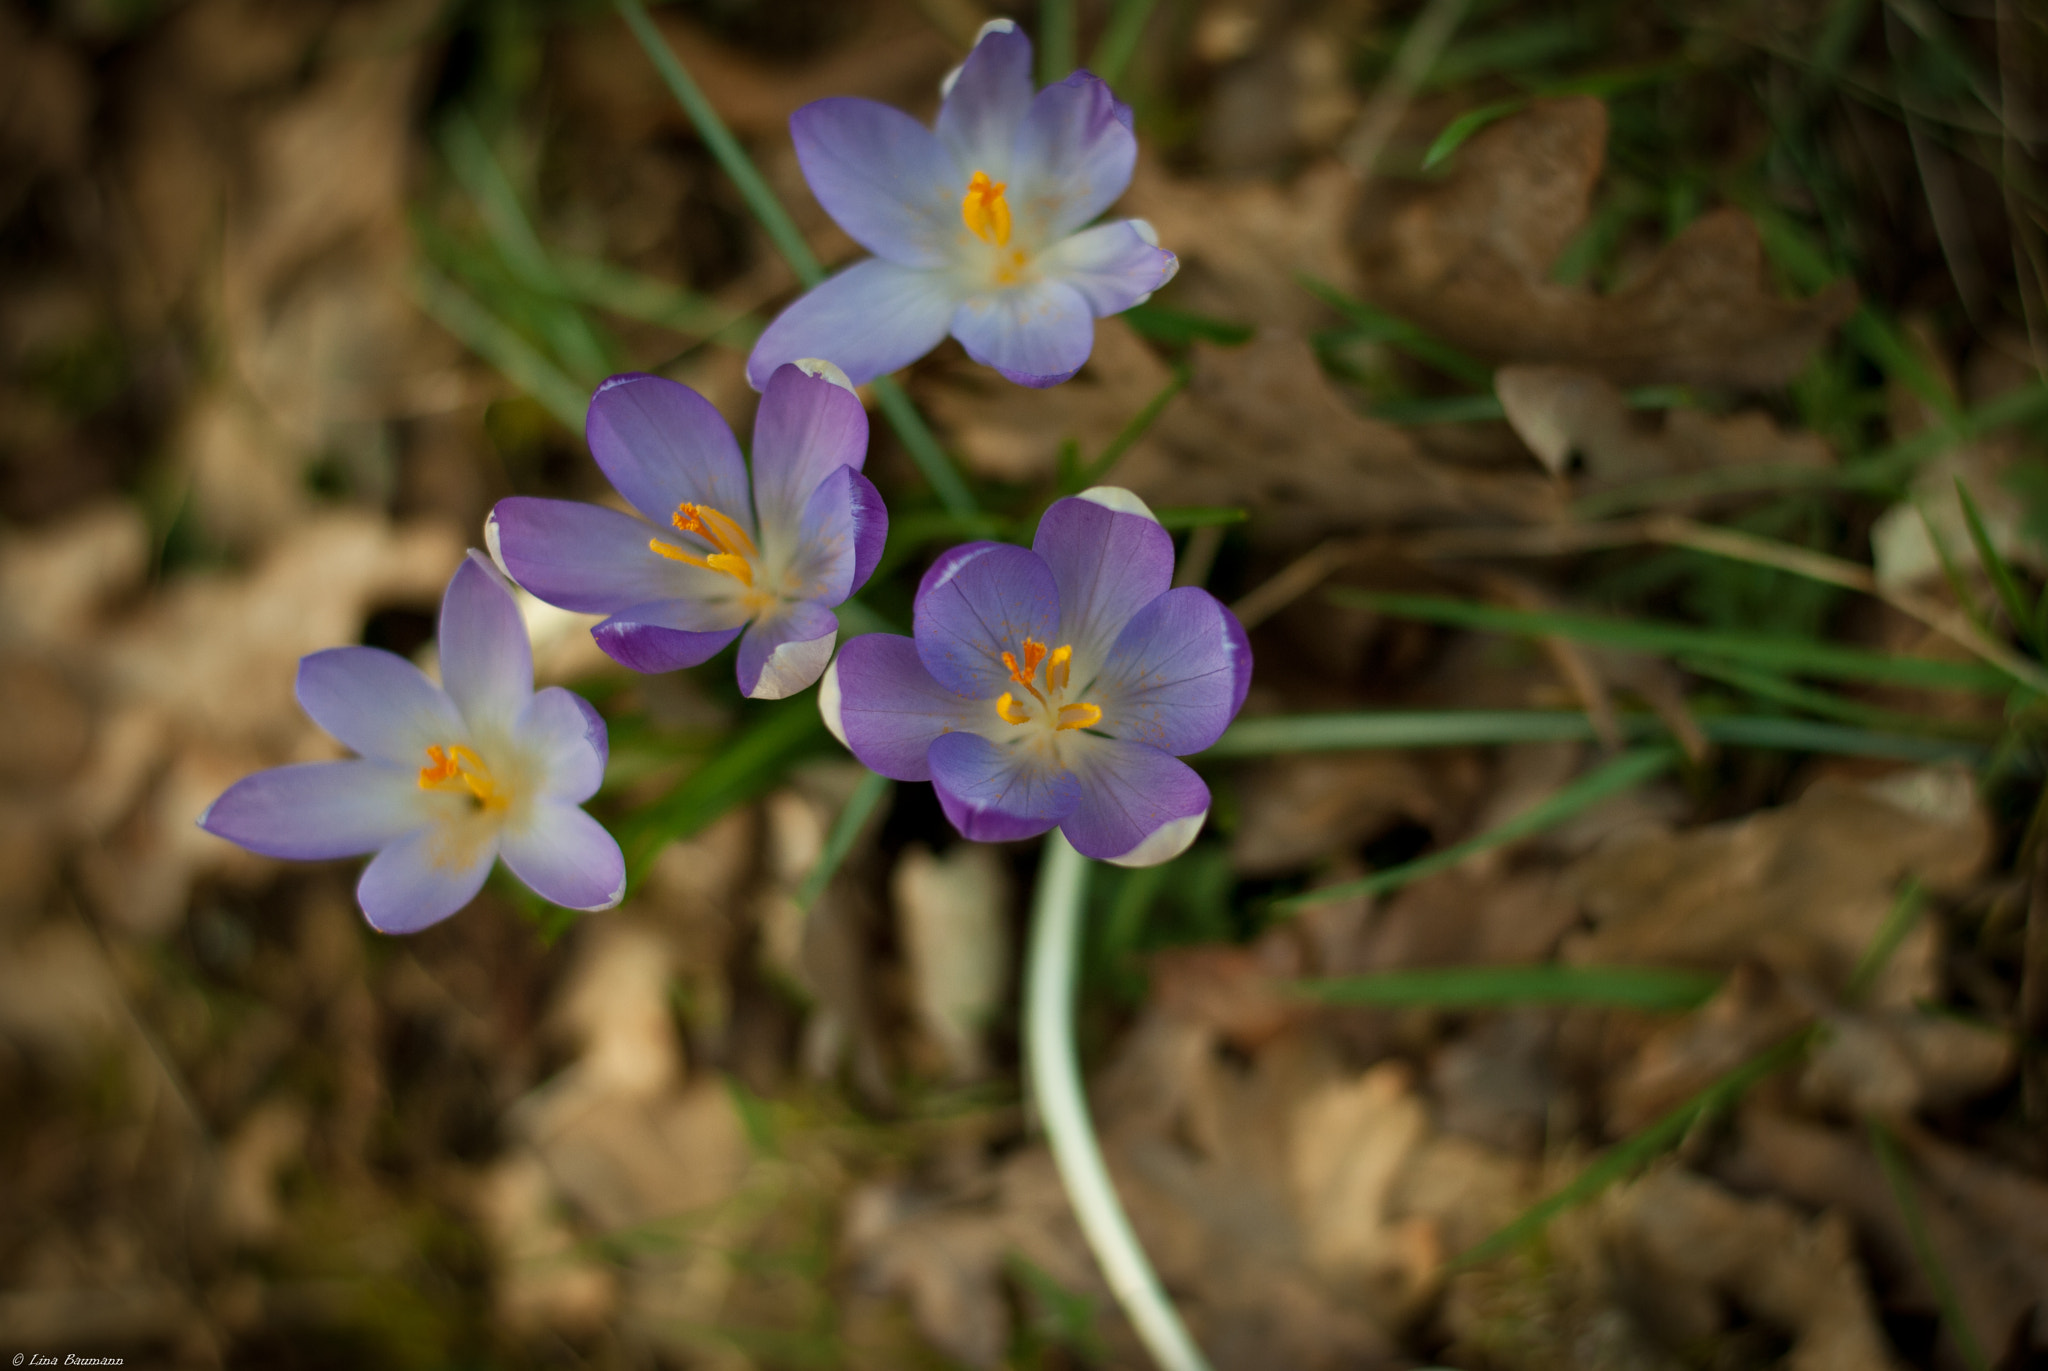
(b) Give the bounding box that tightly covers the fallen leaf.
[892,843,1010,1081]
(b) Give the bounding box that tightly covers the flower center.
[650,502,757,588]
[418,743,509,811]
[994,637,1102,733]
[961,170,1012,247]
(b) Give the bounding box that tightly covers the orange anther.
[995,692,1032,726]
[1055,702,1102,732]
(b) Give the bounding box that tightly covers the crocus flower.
[199,553,625,933]
[487,361,886,698]
[746,19,1178,390]
[820,488,1249,866]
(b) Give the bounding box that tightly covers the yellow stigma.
[994,638,1101,731]
[961,170,1012,247]
[418,743,507,810]
[650,501,757,587]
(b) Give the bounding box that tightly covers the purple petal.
[516,686,608,804]
[488,497,725,615]
[199,760,427,860]
[791,97,959,268]
[843,467,888,595]
[500,803,625,911]
[1094,586,1249,755]
[586,373,753,535]
[355,823,498,934]
[1040,220,1178,317]
[1010,72,1136,242]
[936,22,1035,179]
[296,647,463,767]
[751,363,869,550]
[950,279,1095,387]
[821,633,980,781]
[912,541,1062,698]
[779,464,886,609]
[1033,493,1174,668]
[440,553,533,732]
[747,258,959,389]
[736,600,839,700]
[1060,736,1209,865]
[591,599,747,675]
[929,729,1079,843]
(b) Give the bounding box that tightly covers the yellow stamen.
[996,692,1032,726]
[418,743,507,810]
[649,501,757,587]
[1057,702,1103,732]
[961,170,1012,247]
[1046,644,1072,692]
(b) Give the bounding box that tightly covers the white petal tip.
[1103,809,1207,868]
[818,656,848,748]
[1076,486,1161,524]
[747,631,838,701]
[1129,218,1160,247]
[792,358,858,394]
[483,512,514,582]
[976,18,1019,40]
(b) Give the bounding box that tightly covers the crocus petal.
[929,729,1080,843]
[355,823,498,935]
[1032,493,1174,670]
[824,633,981,781]
[791,97,960,268]
[1094,586,1250,754]
[439,553,533,732]
[783,465,887,609]
[1038,220,1179,317]
[913,541,1062,698]
[296,647,463,767]
[591,599,746,675]
[488,497,728,615]
[500,802,626,911]
[951,279,1095,387]
[737,600,839,700]
[936,21,1034,179]
[586,373,753,536]
[517,686,608,804]
[747,258,959,389]
[1010,72,1136,242]
[199,760,429,860]
[751,363,869,553]
[1060,735,1209,865]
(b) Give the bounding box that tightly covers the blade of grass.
[1868,1122,1992,1371]
[794,770,892,913]
[1066,365,1189,490]
[1039,0,1076,85]
[1121,301,1255,348]
[1917,497,1995,635]
[1275,747,1678,911]
[1293,964,1721,1011]
[1956,477,2042,654]
[1297,275,1493,386]
[870,376,981,516]
[1421,99,1527,169]
[551,254,752,341]
[411,265,589,431]
[620,703,830,880]
[1679,658,1996,739]
[1154,506,1248,531]
[1846,878,1928,1005]
[1089,0,1161,89]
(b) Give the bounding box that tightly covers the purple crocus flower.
[486,361,886,698]
[820,488,1249,866]
[198,553,625,934]
[746,19,1178,390]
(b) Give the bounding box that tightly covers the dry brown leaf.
[1798,1010,2012,1117]
[892,843,1010,1081]
[1229,750,1446,877]
[1605,962,1809,1134]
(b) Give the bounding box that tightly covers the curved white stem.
[1025,830,1213,1371]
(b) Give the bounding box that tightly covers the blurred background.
[2,0,2046,1366]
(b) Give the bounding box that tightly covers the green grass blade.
[1154,506,1248,531]
[620,704,830,880]
[1845,878,1928,1005]
[795,770,892,913]
[1089,0,1161,88]
[1296,275,1493,386]
[1869,1122,1991,1371]
[1039,0,1076,85]
[1679,658,1994,739]
[411,265,589,431]
[1069,366,1190,490]
[1275,747,1678,911]
[870,376,981,517]
[1956,477,2041,654]
[1421,99,1526,170]
[550,254,750,340]
[1121,301,1255,347]
[1293,964,1720,1011]
[1916,497,1993,634]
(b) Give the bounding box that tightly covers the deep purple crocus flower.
[199,553,625,933]
[746,19,1178,391]
[820,488,1249,866]
[487,361,886,698]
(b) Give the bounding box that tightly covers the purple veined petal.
[746,258,960,390]
[1091,586,1250,755]
[516,686,608,804]
[586,373,754,537]
[736,600,839,700]
[355,821,500,935]
[936,20,1035,179]
[929,729,1080,843]
[590,597,748,675]
[199,760,431,860]
[1060,735,1209,866]
[500,802,626,912]
[1033,492,1174,671]
[1009,72,1137,243]
[951,279,1095,387]
[1038,219,1179,317]
[488,497,726,616]
[912,541,1062,698]
[440,552,534,733]
[750,363,869,552]
[296,647,464,767]
[820,633,981,782]
[791,97,961,269]
[781,465,886,609]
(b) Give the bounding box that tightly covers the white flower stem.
[1026,831,1213,1371]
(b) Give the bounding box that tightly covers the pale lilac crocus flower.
[746,19,1178,390]
[486,361,885,699]
[199,553,625,933]
[820,488,1250,866]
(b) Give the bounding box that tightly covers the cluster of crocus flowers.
[821,489,1250,866]
[199,554,625,933]
[747,19,1178,390]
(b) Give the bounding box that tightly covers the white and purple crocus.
[487,361,885,699]
[747,19,1178,390]
[199,553,626,933]
[821,488,1249,866]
